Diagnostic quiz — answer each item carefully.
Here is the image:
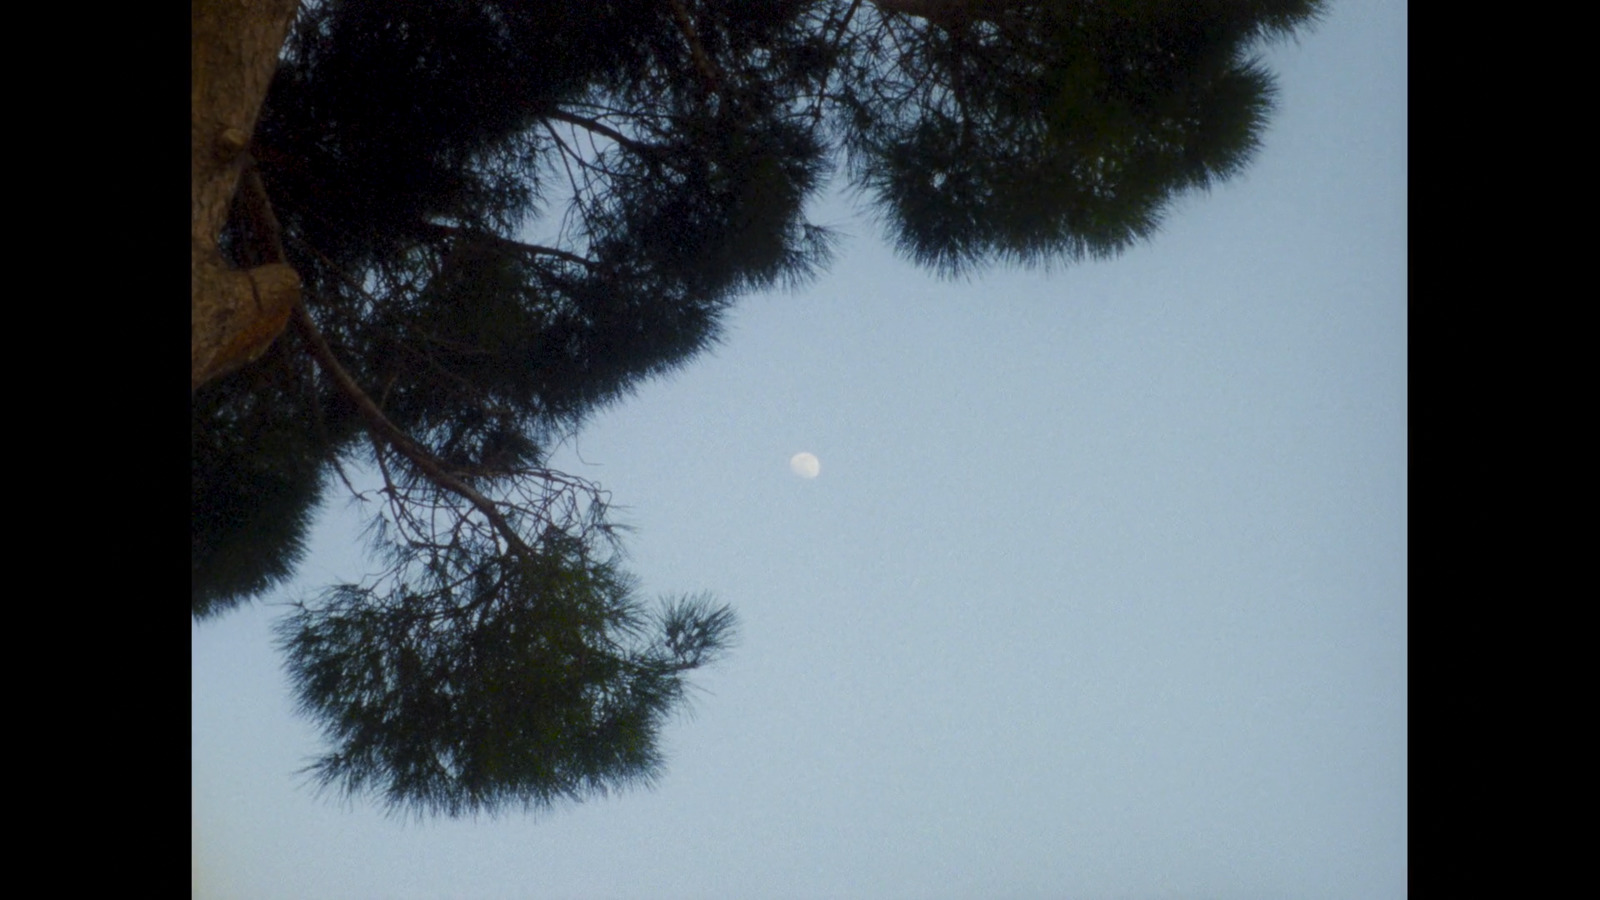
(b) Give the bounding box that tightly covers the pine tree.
[191,0,1323,816]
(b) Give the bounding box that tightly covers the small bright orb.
[789,452,820,479]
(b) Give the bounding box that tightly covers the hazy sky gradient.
[193,3,1406,896]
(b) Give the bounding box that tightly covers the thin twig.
[810,0,866,120]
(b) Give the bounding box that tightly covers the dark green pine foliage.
[835,0,1322,272]
[192,0,1322,816]
[278,535,735,816]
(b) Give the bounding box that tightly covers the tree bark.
[192,0,302,391]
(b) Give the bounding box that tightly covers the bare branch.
[547,110,668,158]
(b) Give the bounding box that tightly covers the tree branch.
[808,0,866,122]
[290,305,539,561]
[667,0,724,93]
[547,110,668,159]
[418,222,597,270]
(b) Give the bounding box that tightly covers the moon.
[789,452,820,479]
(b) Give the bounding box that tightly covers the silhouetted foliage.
[192,0,1322,816]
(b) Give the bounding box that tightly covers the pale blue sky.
[193,3,1406,897]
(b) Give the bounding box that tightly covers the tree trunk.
[191,0,302,391]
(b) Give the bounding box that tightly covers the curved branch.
[547,110,668,159]
[290,305,538,561]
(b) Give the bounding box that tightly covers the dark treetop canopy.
[192,0,1323,816]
